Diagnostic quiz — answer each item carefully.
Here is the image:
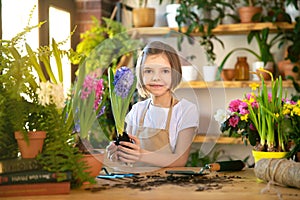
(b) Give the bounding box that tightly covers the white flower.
[214,109,229,124]
[51,83,65,109]
[36,81,65,110]
[36,82,51,106]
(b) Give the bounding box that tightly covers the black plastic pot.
[115,132,132,146]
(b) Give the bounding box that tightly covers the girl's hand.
[117,134,141,163]
[106,141,118,162]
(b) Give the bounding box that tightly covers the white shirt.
[125,98,199,151]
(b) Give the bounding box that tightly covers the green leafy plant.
[286,16,300,93]
[0,20,44,145]
[73,16,142,141]
[175,0,235,66]
[0,10,94,187]
[71,61,109,153]
[217,27,286,80]
[215,69,299,157]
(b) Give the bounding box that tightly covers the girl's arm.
[117,127,196,167]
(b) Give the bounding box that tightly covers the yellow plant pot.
[252,150,288,163]
[132,8,155,27]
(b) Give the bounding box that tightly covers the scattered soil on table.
[87,173,243,192]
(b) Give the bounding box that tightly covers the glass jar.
[235,57,249,81]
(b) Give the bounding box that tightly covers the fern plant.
[0,89,18,159]
[175,0,235,66]
[0,9,94,187]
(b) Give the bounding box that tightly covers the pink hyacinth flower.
[229,115,239,128]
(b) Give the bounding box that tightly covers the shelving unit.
[193,135,243,144]
[130,22,295,36]
[131,22,297,90]
[178,80,297,89]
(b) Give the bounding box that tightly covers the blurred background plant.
[0,8,95,186]
[71,16,142,143]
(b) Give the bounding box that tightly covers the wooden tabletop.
[3,167,300,200]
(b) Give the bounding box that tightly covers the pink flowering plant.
[108,66,136,137]
[216,68,299,155]
[72,65,108,143]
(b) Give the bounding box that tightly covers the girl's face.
[142,54,172,98]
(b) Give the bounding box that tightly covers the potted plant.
[71,16,142,175]
[73,16,142,142]
[214,69,300,162]
[108,66,137,144]
[262,0,294,22]
[278,28,300,81]
[71,62,108,176]
[284,16,300,81]
[166,0,182,28]
[175,0,235,81]
[0,12,95,186]
[131,0,156,27]
[0,21,49,159]
[217,27,286,80]
[0,23,40,159]
[285,0,300,22]
[237,0,264,23]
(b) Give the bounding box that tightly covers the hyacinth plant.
[215,68,297,153]
[77,74,105,138]
[72,64,107,143]
[108,66,137,138]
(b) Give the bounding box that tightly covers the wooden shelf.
[212,22,294,35]
[193,135,243,144]
[177,80,296,89]
[130,22,295,36]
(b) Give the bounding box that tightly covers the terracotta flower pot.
[221,69,235,81]
[296,152,300,162]
[238,6,262,23]
[81,151,104,177]
[14,131,47,158]
[256,63,274,81]
[277,60,300,80]
[256,69,272,80]
[132,8,155,27]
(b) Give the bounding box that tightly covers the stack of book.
[0,158,71,197]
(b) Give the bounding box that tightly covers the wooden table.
[3,167,300,200]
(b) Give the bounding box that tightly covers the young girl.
[106,41,199,167]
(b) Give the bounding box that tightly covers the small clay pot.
[278,60,299,80]
[238,6,262,23]
[14,131,47,158]
[256,62,274,81]
[221,69,235,81]
[256,70,272,80]
[81,152,104,177]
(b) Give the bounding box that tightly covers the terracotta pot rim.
[238,6,263,10]
[14,131,47,139]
